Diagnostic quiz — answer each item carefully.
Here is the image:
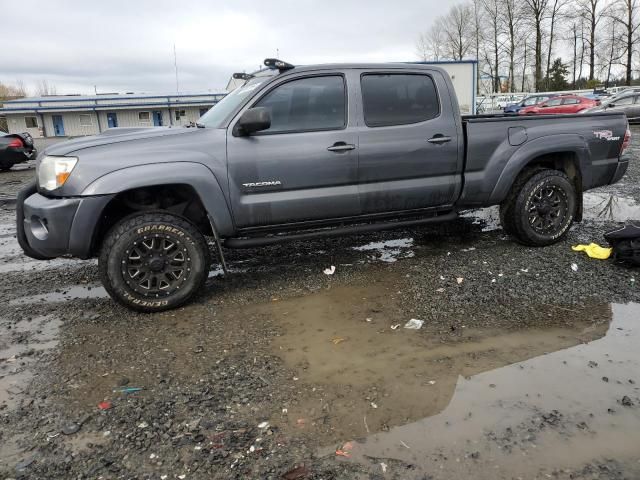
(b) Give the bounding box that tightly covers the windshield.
[198,75,274,128]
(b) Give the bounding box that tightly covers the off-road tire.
[501,169,576,246]
[0,163,13,171]
[99,212,211,312]
[499,166,546,236]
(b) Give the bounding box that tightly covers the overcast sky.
[2,0,442,96]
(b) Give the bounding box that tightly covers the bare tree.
[610,0,640,85]
[0,81,27,100]
[471,0,485,93]
[598,14,626,86]
[416,20,447,61]
[36,80,57,97]
[503,0,524,91]
[442,3,474,60]
[482,0,504,92]
[578,0,606,81]
[521,41,529,91]
[545,0,567,90]
[522,0,550,90]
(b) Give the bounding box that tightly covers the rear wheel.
[99,212,211,312]
[501,169,576,246]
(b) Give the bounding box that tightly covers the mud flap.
[207,214,228,275]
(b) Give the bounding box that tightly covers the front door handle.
[427,135,452,144]
[327,142,356,153]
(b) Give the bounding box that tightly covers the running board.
[224,211,458,249]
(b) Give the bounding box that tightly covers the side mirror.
[236,107,271,135]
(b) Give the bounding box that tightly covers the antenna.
[174,43,179,93]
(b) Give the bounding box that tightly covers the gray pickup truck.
[17,59,631,312]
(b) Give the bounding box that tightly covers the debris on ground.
[113,386,143,394]
[323,266,336,275]
[335,441,354,458]
[572,243,613,260]
[97,401,112,410]
[404,318,424,329]
[571,263,579,272]
[282,464,311,480]
[621,396,635,407]
[61,423,80,435]
[331,336,347,345]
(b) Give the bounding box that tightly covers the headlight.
[38,156,78,191]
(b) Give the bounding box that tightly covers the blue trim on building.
[0,99,223,113]
[408,60,479,65]
[3,93,226,105]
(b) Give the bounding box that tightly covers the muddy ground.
[1,132,640,479]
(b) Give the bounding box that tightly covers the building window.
[25,116,38,128]
[175,110,186,121]
[79,114,93,127]
[138,111,151,122]
[199,108,209,117]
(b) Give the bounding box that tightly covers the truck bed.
[458,111,629,208]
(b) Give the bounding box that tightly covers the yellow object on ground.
[571,243,613,260]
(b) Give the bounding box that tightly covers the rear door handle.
[428,135,452,144]
[327,142,356,152]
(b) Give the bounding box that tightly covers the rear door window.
[253,75,346,134]
[614,96,634,105]
[562,98,579,105]
[545,98,563,107]
[361,73,439,127]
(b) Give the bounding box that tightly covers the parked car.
[0,131,37,171]
[503,94,558,114]
[17,59,630,312]
[495,95,524,109]
[519,95,598,115]
[582,91,640,123]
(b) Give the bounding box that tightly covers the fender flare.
[81,162,235,236]
[487,134,591,206]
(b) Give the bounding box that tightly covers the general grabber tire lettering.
[503,169,577,247]
[99,212,211,312]
[499,166,545,236]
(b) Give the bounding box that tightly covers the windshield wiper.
[195,122,206,128]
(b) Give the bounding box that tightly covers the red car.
[519,95,599,115]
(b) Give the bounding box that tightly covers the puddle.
[460,206,501,232]
[263,282,611,444]
[333,303,640,479]
[0,315,61,410]
[583,192,640,222]
[353,238,415,262]
[9,284,108,305]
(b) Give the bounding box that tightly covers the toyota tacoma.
[17,59,631,311]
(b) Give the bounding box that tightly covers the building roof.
[0,91,227,114]
[2,91,226,104]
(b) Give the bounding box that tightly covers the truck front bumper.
[17,181,114,260]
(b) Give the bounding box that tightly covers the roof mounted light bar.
[263,58,295,71]
[232,72,254,80]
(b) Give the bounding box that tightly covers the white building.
[0,92,226,138]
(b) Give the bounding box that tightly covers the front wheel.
[501,169,577,246]
[99,212,211,312]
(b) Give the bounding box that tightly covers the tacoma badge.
[242,181,282,188]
